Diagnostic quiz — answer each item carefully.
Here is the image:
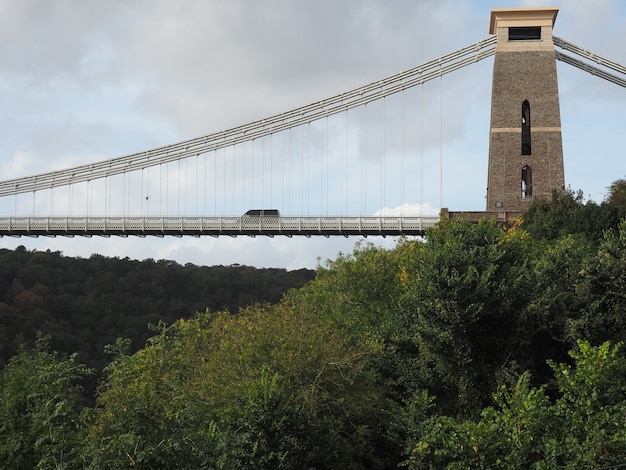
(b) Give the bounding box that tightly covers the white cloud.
[0,152,32,180]
[374,202,440,217]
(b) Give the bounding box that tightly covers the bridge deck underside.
[0,216,439,238]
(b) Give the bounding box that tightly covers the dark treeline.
[3,182,626,468]
[0,249,314,375]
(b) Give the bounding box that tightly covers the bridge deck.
[0,216,439,237]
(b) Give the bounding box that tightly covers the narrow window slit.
[522,100,531,155]
[521,165,532,198]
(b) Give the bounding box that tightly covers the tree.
[0,247,314,400]
[605,178,626,207]
[572,219,626,344]
[0,334,92,469]
[405,341,626,469]
[521,187,626,244]
[88,303,388,469]
[398,219,536,416]
[521,233,588,373]
[86,322,212,469]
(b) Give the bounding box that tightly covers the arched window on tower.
[522,100,531,155]
[521,165,532,199]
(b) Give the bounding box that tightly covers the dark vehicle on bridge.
[242,209,280,217]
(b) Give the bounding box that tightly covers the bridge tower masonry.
[486,7,565,212]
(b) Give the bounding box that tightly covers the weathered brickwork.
[486,21,565,212]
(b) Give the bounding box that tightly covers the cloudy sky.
[1,0,625,269]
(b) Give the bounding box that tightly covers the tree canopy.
[0,249,313,380]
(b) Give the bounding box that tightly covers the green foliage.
[546,340,626,467]
[522,187,626,243]
[605,178,626,207]
[522,233,588,372]
[211,366,325,469]
[87,304,388,468]
[4,182,626,466]
[0,334,92,469]
[293,240,405,336]
[0,248,314,396]
[398,219,536,415]
[406,341,626,469]
[86,320,213,468]
[572,220,626,344]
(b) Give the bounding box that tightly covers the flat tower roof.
[489,6,559,35]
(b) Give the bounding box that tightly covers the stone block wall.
[486,45,565,212]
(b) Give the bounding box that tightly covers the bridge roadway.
[0,215,440,238]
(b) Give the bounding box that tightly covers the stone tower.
[486,7,565,212]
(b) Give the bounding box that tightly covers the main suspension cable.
[0,36,497,197]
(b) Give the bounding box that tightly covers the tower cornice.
[489,7,559,35]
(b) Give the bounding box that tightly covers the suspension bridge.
[1,7,625,238]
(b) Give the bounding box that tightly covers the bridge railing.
[0,216,440,237]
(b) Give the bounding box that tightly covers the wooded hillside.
[0,249,314,375]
